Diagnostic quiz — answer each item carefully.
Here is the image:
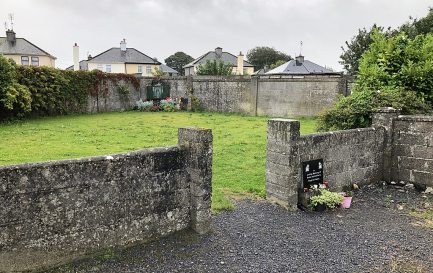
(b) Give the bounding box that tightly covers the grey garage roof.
[89,47,160,65]
[266,57,338,75]
[0,37,56,58]
[160,64,179,74]
[184,50,253,68]
[65,60,88,71]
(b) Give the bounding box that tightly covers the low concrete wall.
[266,119,385,210]
[392,115,433,187]
[266,109,433,210]
[0,128,212,272]
[85,75,351,117]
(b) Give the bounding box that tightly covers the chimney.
[215,47,222,58]
[237,51,244,75]
[87,54,92,60]
[120,38,127,52]
[295,55,304,66]
[6,29,16,44]
[73,43,80,71]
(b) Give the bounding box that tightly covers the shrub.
[136,100,153,111]
[196,60,233,76]
[0,54,140,121]
[310,189,344,209]
[317,88,430,131]
[318,31,433,131]
[160,97,177,112]
[0,56,32,119]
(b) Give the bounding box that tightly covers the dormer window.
[21,56,29,66]
[31,57,39,66]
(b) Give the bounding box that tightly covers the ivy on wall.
[0,55,140,121]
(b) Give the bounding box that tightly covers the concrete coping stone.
[397,115,433,122]
[299,127,380,140]
[0,146,180,171]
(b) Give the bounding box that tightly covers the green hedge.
[0,55,139,121]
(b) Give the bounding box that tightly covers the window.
[146,65,152,75]
[138,65,143,74]
[97,64,103,71]
[21,56,29,66]
[31,57,39,66]
[106,64,112,73]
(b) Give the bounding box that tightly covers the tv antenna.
[8,13,14,30]
[4,22,8,31]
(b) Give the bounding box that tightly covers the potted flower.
[339,191,353,209]
[310,189,344,211]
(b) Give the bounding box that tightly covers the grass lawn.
[0,112,317,211]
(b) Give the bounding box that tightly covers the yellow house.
[183,47,255,76]
[67,39,160,76]
[0,29,56,67]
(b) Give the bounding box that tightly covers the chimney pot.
[215,47,222,58]
[6,30,16,44]
[120,39,127,52]
[295,55,304,65]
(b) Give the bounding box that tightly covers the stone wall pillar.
[178,128,213,234]
[266,119,300,211]
[372,107,400,182]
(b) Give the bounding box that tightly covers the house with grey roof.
[67,39,164,76]
[266,55,340,75]
[160,64,179,76]
[0,29,56,67]
[183,47,254,76]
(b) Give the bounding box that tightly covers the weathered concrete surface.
[391,115,433,187]
[256,75,348,117]
[85,75,352,117]
[0,128,212,272]
[266,110,433,210]
[266,119,385,210]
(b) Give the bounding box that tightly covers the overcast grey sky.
[0,0,431,70]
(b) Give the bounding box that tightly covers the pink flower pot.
[340,196,352,209]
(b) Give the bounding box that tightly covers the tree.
[269,59,286,70]
[164,52,194,76]
[246,47,291,70]
[339,24,384,75]
[196,60,233,76]
[399,8,433,38]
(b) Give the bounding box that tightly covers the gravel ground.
[50,184,433,273]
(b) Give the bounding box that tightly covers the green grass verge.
[0,112,317,211]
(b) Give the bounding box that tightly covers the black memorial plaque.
[302,159,324,188]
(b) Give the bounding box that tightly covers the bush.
[0,57,32,119]
[318,31,433,131]
[160,97,177,112]
[0,55,140,121]
[136,100,153,111]
[310,189,344,209]
[318,88,430,131]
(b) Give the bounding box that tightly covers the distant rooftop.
[266,55,338,75]
[89,47,160,65]
[184,47,253,68]
[0,30,55,59]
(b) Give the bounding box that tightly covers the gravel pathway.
[51,184,433,273]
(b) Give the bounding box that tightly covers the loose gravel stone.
[50,184,433,273]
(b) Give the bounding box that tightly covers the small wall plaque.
[302,159,324,188]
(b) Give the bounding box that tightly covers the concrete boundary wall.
[0,127,212,272]
[266,119,385,210]
[391,115,433,187]
[87,75,352,117]
[266,109,433,210]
